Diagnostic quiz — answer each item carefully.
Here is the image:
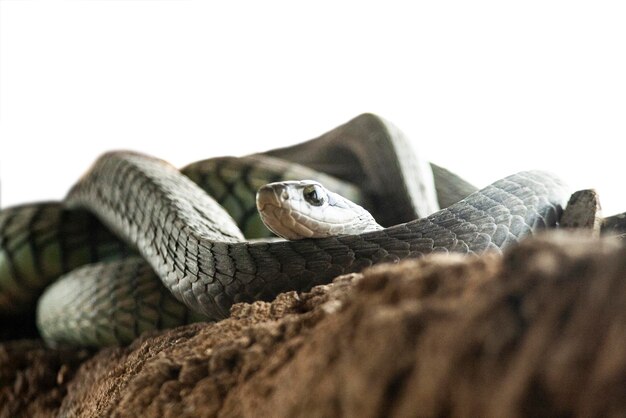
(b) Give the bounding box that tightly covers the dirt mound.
[0,340,90,417]
[2,231,626,417]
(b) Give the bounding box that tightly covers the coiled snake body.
[1,114,574,347]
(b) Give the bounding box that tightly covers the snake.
[0,113,604,347]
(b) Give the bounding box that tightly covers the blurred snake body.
[0,114,573,347]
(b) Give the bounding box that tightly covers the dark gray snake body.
[4,113,610,347]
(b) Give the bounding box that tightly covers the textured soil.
[2,231,626,417]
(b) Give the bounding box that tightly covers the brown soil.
[2,231,626,417]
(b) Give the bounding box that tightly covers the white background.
[1,1,624,215]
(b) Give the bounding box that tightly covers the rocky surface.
[2,231,626,417]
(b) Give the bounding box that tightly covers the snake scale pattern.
[5,113,621,347]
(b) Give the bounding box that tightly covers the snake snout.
[256,184,286,211]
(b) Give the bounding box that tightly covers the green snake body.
[0,114,588,347]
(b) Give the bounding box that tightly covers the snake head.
[256,180,381,240]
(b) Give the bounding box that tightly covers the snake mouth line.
[258,200,342,228]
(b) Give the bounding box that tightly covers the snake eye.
[303,184,326,206]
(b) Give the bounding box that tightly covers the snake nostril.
[281,190,290,201]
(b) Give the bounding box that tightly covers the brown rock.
[1,232,626,417]
[561,189,602,235]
